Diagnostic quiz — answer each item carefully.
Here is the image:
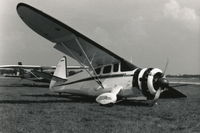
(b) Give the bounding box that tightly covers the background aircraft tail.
[49,56,67,89]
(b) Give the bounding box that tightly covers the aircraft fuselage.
[50,65,139,97]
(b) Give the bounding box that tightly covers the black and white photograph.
[0,0,200,132]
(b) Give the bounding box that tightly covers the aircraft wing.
[169,81,200,86]
[0,65,55,69]
[0,65,42,69]
[160,86,187,98]
[17,3,137,70]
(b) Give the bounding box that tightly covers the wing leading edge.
[0,65,55,69]
[16,3,137,70]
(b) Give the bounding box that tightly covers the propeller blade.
[154,88,162,100]
[163,58,169,75]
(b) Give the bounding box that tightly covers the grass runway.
[0,79,200,133]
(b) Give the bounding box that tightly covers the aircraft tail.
[50,56,67,89]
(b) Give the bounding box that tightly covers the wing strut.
[75,37,104,89]
[29,70,41,80]
[59,41,104,89]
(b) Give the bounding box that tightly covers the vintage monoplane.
[16,3,199,105]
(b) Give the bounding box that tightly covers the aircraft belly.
[62,82,88,95]
[101,76,136,97]
[121,87,141,97]
[100,76,142,97]
[54,80,103,96]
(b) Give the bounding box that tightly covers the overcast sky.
[0,0,199,74]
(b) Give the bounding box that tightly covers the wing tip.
[17,3,28,10]
[17,3,38,15]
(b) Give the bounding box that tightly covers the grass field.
[0,78,200,133]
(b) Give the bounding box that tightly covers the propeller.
[134,60,186,105]
[153,59,170,101]
[153,77,169,101]
[152,74,186,103]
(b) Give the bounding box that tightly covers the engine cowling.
[132,68,165,100]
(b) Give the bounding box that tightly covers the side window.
[103,65,111,74]
[113,63,119,72]
[95,68,101,75]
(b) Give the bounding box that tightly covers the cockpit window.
[121,61,133,72]
[103,65,111,74]
[113,63,119,72]
[95,67,101,75]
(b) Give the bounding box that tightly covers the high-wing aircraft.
[16,3,199,105]
[0,62,87,83]
[0,62,55,82]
